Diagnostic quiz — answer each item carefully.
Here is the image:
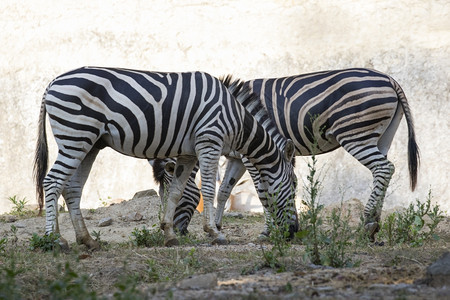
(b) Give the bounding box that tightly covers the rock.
[14,222,26,228]
[109,198,126,206]
[177,273,218,290]
[225,212,244,218]
[132,189,158,199]
[125,212,143,222]
[98,217,113,227]
[423,251,450,287]
[5,215,17,223]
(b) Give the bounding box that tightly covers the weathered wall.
[1,0,448,214]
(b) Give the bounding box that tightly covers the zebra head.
[255,138,298,238]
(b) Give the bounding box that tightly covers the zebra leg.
[160,156,197,246]
[173,172,200,234]
[43,151,88,251]
[62,148,100,250]
[342,143,395,242]
[197,150,227,245]
[260,206,273,238]
[215,157,246,230]
[151,158,200,234]
[364,159,395,241]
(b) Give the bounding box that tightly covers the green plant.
[321,202,355,267]
[296,126,356,267]
[99,196,111,207]
[379,189,445,247]
[0,256,23,300]
[29,232,61,252]
[145,259,161,282]
[260,192,293,272]
[183,247,200,269]
[113,273,145,300]
[8,195,28,216]
[0,237,6,255]
[130,225,164,247]
[354,212,371,247]
[92,230,102,242]
[297,145,324,265]
[46,262,97,300]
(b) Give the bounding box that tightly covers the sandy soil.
[1,191,449,299]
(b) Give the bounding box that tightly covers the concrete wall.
[1,0,448,214]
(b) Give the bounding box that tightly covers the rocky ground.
[1,191,449,299]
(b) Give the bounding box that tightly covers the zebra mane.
[219,75,288,151]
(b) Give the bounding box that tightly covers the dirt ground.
[1,191,449,299]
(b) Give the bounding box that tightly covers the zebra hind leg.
[215,157,246,230]
[364,159,395,242]
[197,150,227,245]
[43,151,90,251]
[62,148,100,250]
[160,156,197,246]
[343,143,395,242]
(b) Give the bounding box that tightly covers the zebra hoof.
[365,222,380,242]
[164,238,179,247]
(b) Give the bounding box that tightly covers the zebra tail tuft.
[392,78,420,191]
[33,91,49,216]
[151,159,166,184]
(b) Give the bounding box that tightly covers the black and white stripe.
[155,68,419,241]
[34,67,298,249]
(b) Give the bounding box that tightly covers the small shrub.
[260,192,293,272]
[8,195,28,216]
[183,247,200,269]
[91,230,102,243]
[0,237,7,255]
[0,256,23,300]
[130,225,164,247]
[321,203,356,267]
[29,232,61,252]
[113,274,145,300]
[46,262,97,300]
[297,147,324,265]
[296,129,355,267]
[379,189,445,247]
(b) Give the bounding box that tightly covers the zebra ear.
[164,161,176,175]
[284,139,295,162]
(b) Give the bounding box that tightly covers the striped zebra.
[33,67,298,250]
[154,68,420,241]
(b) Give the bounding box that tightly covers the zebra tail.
[391,78,420,191]
[33,90,49,216]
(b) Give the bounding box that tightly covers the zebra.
[33,66,298,250]
[153,68,420,242]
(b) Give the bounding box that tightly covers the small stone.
[125,212,143,221]
[177,273,218,290]
[424,251,450,287]
[6,215,17,223]
[225,212,244,218]
[98,217,113,227]
[14,222,26,228]
[78,254,92,260]
[132,189,158,199]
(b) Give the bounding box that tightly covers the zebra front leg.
[364,161,395,242]
[215,157,246,230]
[161,156,197,246]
